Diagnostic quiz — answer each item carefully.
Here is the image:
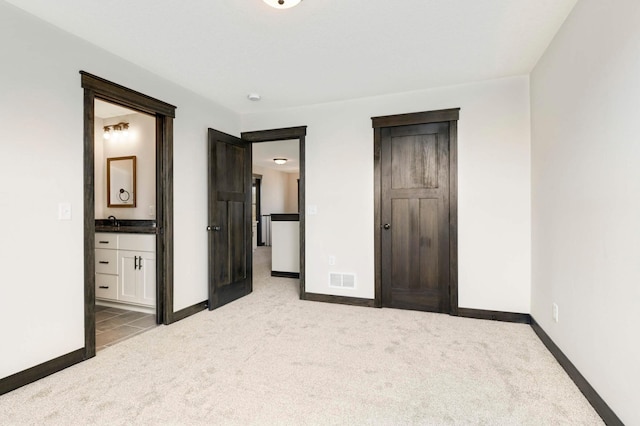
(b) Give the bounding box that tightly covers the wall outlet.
[328,255,336,266]
[552,303,559,323]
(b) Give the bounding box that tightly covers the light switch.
[58,202,72,220]
[308,205,318,215]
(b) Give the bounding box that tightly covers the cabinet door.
[139,252,156,306]
[118,250,156,306]
[118,251,139,304]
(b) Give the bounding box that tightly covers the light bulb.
[121,123,129,139]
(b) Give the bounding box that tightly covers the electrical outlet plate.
[328,255,336,266]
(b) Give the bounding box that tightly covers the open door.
[207,129,252,310]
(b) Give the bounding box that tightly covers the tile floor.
[95,305,157,351]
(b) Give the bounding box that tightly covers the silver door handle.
[207,226,221,231]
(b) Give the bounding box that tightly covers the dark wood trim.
[303,293,376,308]
[530,318,623,426]
[0,349,85,396]
[373,127,382,308]
[159,115,175,325]
[271,213,300,221]
[241,127,307,300]
[372,109,459,314]
[372,108,460,129]
[299,134,306,299]
[271,271,300,279]
[171,301,208,323]
[457,308,531,324]
[83,88,97,360]
[252,176,263,246]
[82,73,177,364]
[80,71,176,118]
[448,120,459,315]
[241,126,307,142]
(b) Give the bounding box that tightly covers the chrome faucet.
[107,215,118,227]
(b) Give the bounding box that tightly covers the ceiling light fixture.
[263,0,302,9]
[273,158,288,165]
[248,93,261,101]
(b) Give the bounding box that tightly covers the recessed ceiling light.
[248,93,261,101]
[263,0,302,9]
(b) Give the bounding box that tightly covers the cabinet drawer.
[95,249,118,274]
[95,274,117,300]
[95,233,118,249]
[119,234,155,252]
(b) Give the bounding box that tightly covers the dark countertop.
[95,219,158,234]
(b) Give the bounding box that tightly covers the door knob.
[383,223,391,230]
[207,225,221,231]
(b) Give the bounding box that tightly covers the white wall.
[252,165,287,216]
[530,1,640,424]
[285,173,300,213]
[0,1,239,379]
[96,112,156,220]
[242,76,531,306]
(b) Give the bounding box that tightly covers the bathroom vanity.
[95,220,157,311]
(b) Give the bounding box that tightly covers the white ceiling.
[6,0,577,114]
[94,99,138,119]
[253,140,299,173]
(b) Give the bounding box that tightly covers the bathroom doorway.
[93,99,159,351]
[81,72,176,359]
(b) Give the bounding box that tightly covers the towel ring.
[118,188,131,202]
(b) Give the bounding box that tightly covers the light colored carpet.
[0,247,602,425]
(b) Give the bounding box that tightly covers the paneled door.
[380,122,451,312]
[207,129,252,310]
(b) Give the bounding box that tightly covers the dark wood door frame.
[372,109,460,314]
[81,71,176,360]
[241,126,307,299]
[252,174,263,246]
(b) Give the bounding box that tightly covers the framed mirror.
[107,156,136,207]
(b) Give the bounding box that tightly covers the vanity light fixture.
[103,126,112,140]
[273,158,288,165]
[103,122,130,141]
[263,0,302,9]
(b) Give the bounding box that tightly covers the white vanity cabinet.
[117,234,156,306]
[95,233,156,308]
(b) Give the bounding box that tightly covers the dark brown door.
[380,122,450,312]
[207,129,252,310]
